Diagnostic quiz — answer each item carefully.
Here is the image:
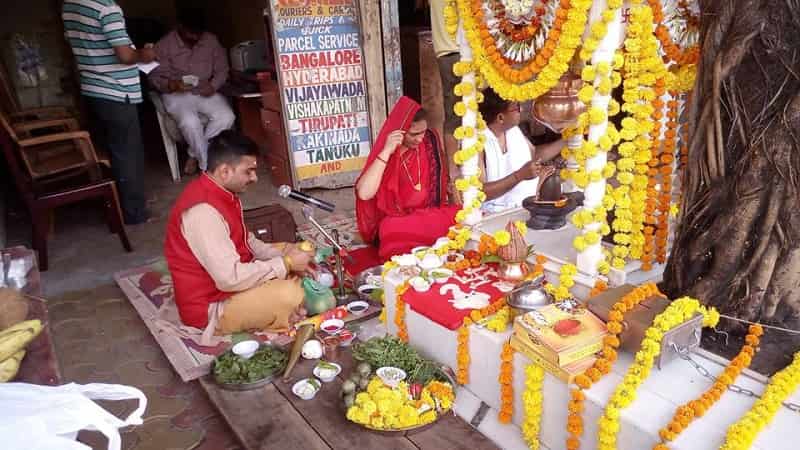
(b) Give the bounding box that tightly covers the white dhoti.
[162,93,235,171]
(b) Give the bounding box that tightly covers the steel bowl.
[507,274,552,312]
[354,265,384,304]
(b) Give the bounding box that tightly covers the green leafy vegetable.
[351,336,446,385]
[214,345,288,384]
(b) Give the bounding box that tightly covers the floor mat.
[296,211,363,248]
[113,259,291,382]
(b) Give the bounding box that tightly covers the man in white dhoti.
[478,89,563,213]
[149,8,235,174]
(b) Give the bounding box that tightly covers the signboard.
[268,0,373,189]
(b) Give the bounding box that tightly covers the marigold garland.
[719,349,800,450]
[566,282,661,450]
[654,324,763,449]
[456,0,593,101]
[457,298,507,384]
[596,296,720,450]
[522,363,545,449]
[656,90,680,263]
[646,0,699,66]
[641,77,666,271]
[395,282,410,342]
[498,341,515,423]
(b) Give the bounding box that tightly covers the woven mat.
[296,211,363,248]
[113,259,290,382]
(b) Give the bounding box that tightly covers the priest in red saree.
[356,97,459,259]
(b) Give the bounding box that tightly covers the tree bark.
[661,0,800,374]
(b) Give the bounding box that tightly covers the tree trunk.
[661,0,800,374]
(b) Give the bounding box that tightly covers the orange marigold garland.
[395,282,410,342]
[498,341,516,423]
[566,282,662,450]
[588,279,609,298]
[457,298,508,384]
[654,325,764,448]
[656,91,680,263]
[647,0,699,66]
[642,78,666,272]
[470,0,570,83]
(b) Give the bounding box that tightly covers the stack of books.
[511,302,607,383]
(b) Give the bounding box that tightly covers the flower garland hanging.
[498,341,516,423]
[653,324,763,449]
[611,2,668,269]
[394,282,410,342]
[646,0,700,66]
[642,77,666,271]
[457,0,593,100]
[450,60,488,232]
[565,282,661,450]
[719,350,800,450]
[444,0,459,38]
[596,296,720,450]
[655,90,679,263]
[457,298,508,384]
[522,363,545,449]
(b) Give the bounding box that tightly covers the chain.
[670,343,800,414]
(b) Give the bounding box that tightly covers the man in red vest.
[164,130,312,335]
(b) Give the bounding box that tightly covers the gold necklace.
[401,147,422,191]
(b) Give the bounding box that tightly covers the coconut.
[497,221,528,262]
[0,288,29,330]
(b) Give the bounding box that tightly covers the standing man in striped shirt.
[62,0,156,224]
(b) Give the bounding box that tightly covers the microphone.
[277,185,336,212]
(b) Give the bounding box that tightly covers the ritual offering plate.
[213,343,288,391]
[354,266,384,304]
[342,336,456,434]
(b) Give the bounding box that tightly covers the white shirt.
[482,126,539,213]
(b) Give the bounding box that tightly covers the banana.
[0,349,26,382]
[0,320,42,361]
[0,319,42,339]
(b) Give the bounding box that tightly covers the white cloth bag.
[0,382,147,450]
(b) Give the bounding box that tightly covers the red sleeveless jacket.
[164,174,254,328]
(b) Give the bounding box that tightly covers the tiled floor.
[48,284,242,450]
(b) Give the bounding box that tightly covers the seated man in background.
[165,131,312,337]
[150,8,234,174]
[479,89,562,213]
[356,97,459,260]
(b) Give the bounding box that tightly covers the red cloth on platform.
[356,96,458,259]
[401,267,506,330]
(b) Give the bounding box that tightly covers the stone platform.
[383,208,798,450]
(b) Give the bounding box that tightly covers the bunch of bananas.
[0,319,43,382]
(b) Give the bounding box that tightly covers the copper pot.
[532,72,586,132]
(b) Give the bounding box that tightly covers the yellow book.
[512,303,607,367]
[510,335,596,384]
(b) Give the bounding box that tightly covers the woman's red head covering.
[356,97,447,244]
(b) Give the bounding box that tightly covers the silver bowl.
[507,274,552,312]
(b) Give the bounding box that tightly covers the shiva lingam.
[525,72,587,230]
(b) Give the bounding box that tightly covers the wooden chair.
[0,110,109,185]
[0,58,74,124]
[0,129,132,271]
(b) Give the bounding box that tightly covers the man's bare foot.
[183,157,199,175]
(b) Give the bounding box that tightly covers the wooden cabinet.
[257,72,293,187]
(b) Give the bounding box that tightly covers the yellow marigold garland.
[522,363,546,449]
[654,325,763,449]
[596,296,720,450]
[567,282,661,450]
[719,349,800,450]
[498,341,515,423]
[444,0,459,38]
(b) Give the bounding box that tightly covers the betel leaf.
[213,345,288,384]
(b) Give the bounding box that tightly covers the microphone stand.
[301,207,358,305]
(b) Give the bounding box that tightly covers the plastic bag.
[0,382,147,450]
[302,276,335,315]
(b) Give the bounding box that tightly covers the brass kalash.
[525,72,586,229]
